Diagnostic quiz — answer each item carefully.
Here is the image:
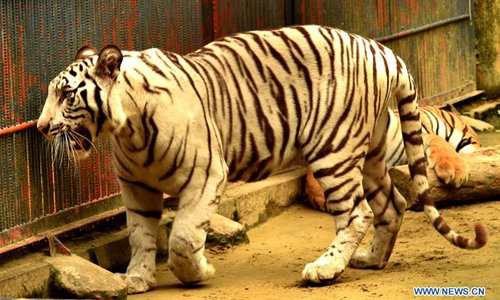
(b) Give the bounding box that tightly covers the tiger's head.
[37,45,123,160]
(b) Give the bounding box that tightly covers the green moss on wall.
[475,0,500,96]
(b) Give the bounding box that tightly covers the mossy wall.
[475,0,500,96]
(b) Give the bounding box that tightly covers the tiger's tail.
[394,58,488,250]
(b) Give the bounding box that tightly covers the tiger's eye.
[60,90,73,104]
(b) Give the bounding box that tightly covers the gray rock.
[45,254,127,299]
[207,214,248,245]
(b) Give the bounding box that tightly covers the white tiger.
[37,25,488,294]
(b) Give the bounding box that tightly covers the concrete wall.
[475,0,500,97]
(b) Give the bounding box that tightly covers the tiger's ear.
[75,45,97,60]
[95,45,123,80]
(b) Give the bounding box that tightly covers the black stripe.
[318,78,336,131]
[119,176,161,194]
[113,154,134,177]
[294,26,323,75]
[290,85,302,147]
[141,52,167,78]
[158,127,176,161]
[314,159,345,178]
[397,94,416,108]
[366,138,385,161]
[123,71,133,89]
[346,215,359,227]
[365,185,384,202]
[78,85,95,123]
[182,58,216,197]
[178,150,198,192]
[62,113,86,120]
[324,178,354,200]
[247,32,269,55]
[264,39,291,74]
[135,68,160,94]
[92,80,106,136]
[402,130,423,145]
[275,30,305,58]
[409,157,427,178]
[386,141,405,166]
[159,125,189,181]
[399,112,420,122]
[128,207,162,219]
[229,36,265,81]
[143,106,158,167]
[268,68,290,161]
[306,38,355,162]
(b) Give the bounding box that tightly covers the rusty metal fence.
[0,0,207,253]
[0,0,477,254]
[296,0,477,105]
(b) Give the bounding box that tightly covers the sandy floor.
[130,201,500,299]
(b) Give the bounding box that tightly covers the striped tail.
[395,65,488,250]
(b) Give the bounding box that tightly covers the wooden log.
[389,145,500,210]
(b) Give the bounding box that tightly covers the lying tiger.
[306,105,482,211]
[37,25,487,294]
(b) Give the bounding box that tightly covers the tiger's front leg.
[167,173,227,284]
[119,179,164,294]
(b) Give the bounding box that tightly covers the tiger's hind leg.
[350,127,407,269]
[302,152,374,283]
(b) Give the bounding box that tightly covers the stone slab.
[45,254,127,299]
[0,254,51,298]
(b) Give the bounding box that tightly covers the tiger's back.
[189,26,401,182]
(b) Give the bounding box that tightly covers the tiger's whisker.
[70,129,98,151]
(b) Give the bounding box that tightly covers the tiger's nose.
[37,123,50,135]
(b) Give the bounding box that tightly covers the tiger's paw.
[168,257,215,285]
[118,273,155,294]
[349,249,387,269]
[426,135,469,188]
[302,255,345,283]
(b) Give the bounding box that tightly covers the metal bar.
[201,0,214,45]
[437,90,484,108]
[375,14,470,43]
[419,82,477,106]
[0,201,124,255]
[0,121,36,137]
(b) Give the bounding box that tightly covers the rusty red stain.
[317,0,323,24]
[127,18,133,50]
[213,0,220,37]
[377,0,384,31]
[18,24,26,112]
[1,27,12,120]
[26,159,32,221]
[127,0,137,50]
[40,81,47,94]
[112,16,117,45]
[300,0,306,24]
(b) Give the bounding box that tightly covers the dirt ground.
[130,201,500,300]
